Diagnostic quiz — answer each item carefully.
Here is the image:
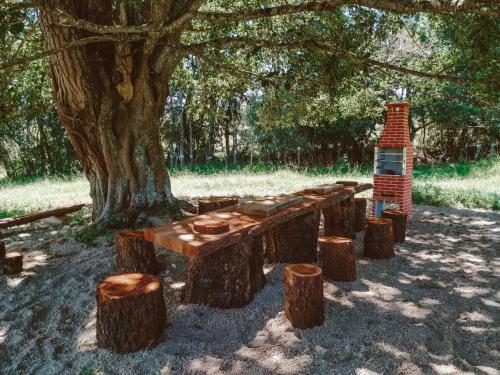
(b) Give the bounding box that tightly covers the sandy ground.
[0,204,499,375]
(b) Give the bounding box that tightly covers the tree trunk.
[40,2,185,226]
[183,235,266,308]
[115,231,160,274]
[267,210,320,263]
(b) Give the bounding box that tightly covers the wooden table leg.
[183,234,266,308]
[323,196,355,238]
[268,210,320,263]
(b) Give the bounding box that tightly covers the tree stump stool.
[323,196,355,238]
[266,210,320,263]
[354,198,367,232]
[0,239,5,262]
[183,234,266,308]
[284,264,324,329]
[3,252,23,275]
[96,273,166,354]
[198,197,238,214]
[319,236,356,282]
[382,209,408,243]
[116,231,159,274]
[364,218,395,259]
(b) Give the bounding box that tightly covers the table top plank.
[144,182,372,258]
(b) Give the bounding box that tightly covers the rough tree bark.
[39,1,195,226]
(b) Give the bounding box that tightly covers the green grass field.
[1,157,498,219]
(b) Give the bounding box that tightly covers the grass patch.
[0,157,498,216]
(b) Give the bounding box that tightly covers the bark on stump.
[364,218,395,259]
[0,240,5,262]
[198,197,238,214]
[3,252,23,275]
[96,273,166,354]
[267,210,320,263]
[319,236,357,282]
[116,231,159,274]
[183,234,266,308]
[382,209,408,243]
[323,196,355,238]
[341,196,356,238]
[264,231,278,263]
[323,203,343,237]
[284,264,324,329]
[354,198,367,232]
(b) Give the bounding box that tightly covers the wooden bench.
[144,182,372,308]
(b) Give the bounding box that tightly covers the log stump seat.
[198,197,238,214]
[96,273,167,354]
[116,231,160,274]
[364,217,395,259]
[382,209,408,243]
[354,197,367,232]
[284,264,324,329]
[3,252,23,274]
[319,236,356,282]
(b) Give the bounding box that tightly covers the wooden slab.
[144,211,259,258]
[193,219,230,234]
[236,195,304,216]
[336,180,359,186]
[302,184,344,194]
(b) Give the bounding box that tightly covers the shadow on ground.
[0,205,498,374]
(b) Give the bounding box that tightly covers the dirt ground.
[0,204,499,375]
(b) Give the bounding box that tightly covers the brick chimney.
[372,103,413,219]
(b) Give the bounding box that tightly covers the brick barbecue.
[372,103,413,219]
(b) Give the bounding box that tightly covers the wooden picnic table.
[144,182,372,308]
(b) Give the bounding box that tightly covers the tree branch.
[195,0,499,23]
[0,35,144,70]
[185,37,493,85]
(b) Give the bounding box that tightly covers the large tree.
[0,0,498,226]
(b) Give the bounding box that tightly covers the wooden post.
[341,195,355,238]
[364,218,394,259]
[284,264,324,328]
[198,197,238,214]
[268,210,320,263]
[323,196,355,238]
[319,236,356,282]
[183,234,266,308]
[3,252,23,274]
[323,203,343,237]
[96,273,166,354]
[382,209,408,243]
[0,239,5,262]
[354,197,367,232]
[116,231,160,275]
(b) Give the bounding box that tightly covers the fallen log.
[0,204,85,229]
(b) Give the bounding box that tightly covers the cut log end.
[98,273,161,302]
[3,252,23,275]
[96,273,166,354]
[284,263,324,329]
[193,219,230,234]
[198,197,238,214]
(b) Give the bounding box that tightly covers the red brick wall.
[372,102,413,219]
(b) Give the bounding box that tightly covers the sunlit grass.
[0,157,498,218]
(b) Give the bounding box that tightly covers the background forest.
[1,8,498,179]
